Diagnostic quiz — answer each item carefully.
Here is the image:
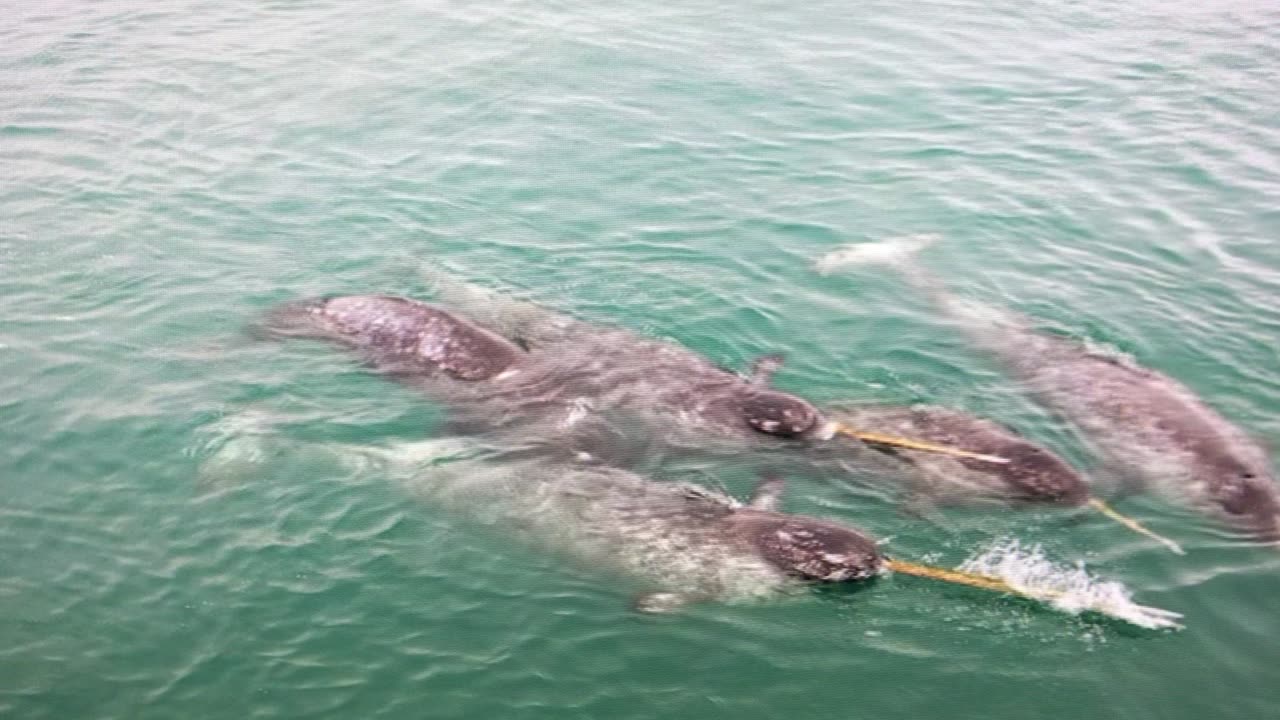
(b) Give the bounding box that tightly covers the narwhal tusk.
[832,423,1010,464]
[883,556,1184,630]
[1087,498,1185,555]
[884,558,1026,595]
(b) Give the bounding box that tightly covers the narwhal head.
[729,510,883,582]
[1206,460,1280,544]
[740,389,822,438]
[989,443,1091,506]
[721,475,882,582]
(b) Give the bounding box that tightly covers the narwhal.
[824,402,1184,553]
[216,429,1180,628]
[816,235,1280,546]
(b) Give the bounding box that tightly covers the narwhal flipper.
[748,474,787,511]
[745,353,786,386]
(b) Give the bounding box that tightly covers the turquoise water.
[4,0,1280,717]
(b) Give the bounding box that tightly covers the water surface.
[3,1,1280,718]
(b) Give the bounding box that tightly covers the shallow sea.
[3,1,1279,718]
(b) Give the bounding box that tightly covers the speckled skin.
[414,273,1280,534]
[262,295,523,380]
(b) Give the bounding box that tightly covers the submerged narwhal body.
[818,236,1280,543]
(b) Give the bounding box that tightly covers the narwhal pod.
[257,288,1179,548]
[256,288,1186,553]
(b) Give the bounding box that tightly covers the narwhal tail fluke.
[813,234,942,275]
[1087,498,1185,555]
[812,234,960,312]
[814,233,1052,344]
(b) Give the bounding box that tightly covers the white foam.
[959,539,1184,630]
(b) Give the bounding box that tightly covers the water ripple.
[4,1,1280,719]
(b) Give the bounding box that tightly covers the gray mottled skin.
[932,281,1280,542]
[327,438,883,610]
[827,403,1089,507]
[261,295,523,381]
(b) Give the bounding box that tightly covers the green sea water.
[3,1,1280,718]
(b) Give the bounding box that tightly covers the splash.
[957,540,1184,630]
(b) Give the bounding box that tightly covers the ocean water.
[3,1,1280,718]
